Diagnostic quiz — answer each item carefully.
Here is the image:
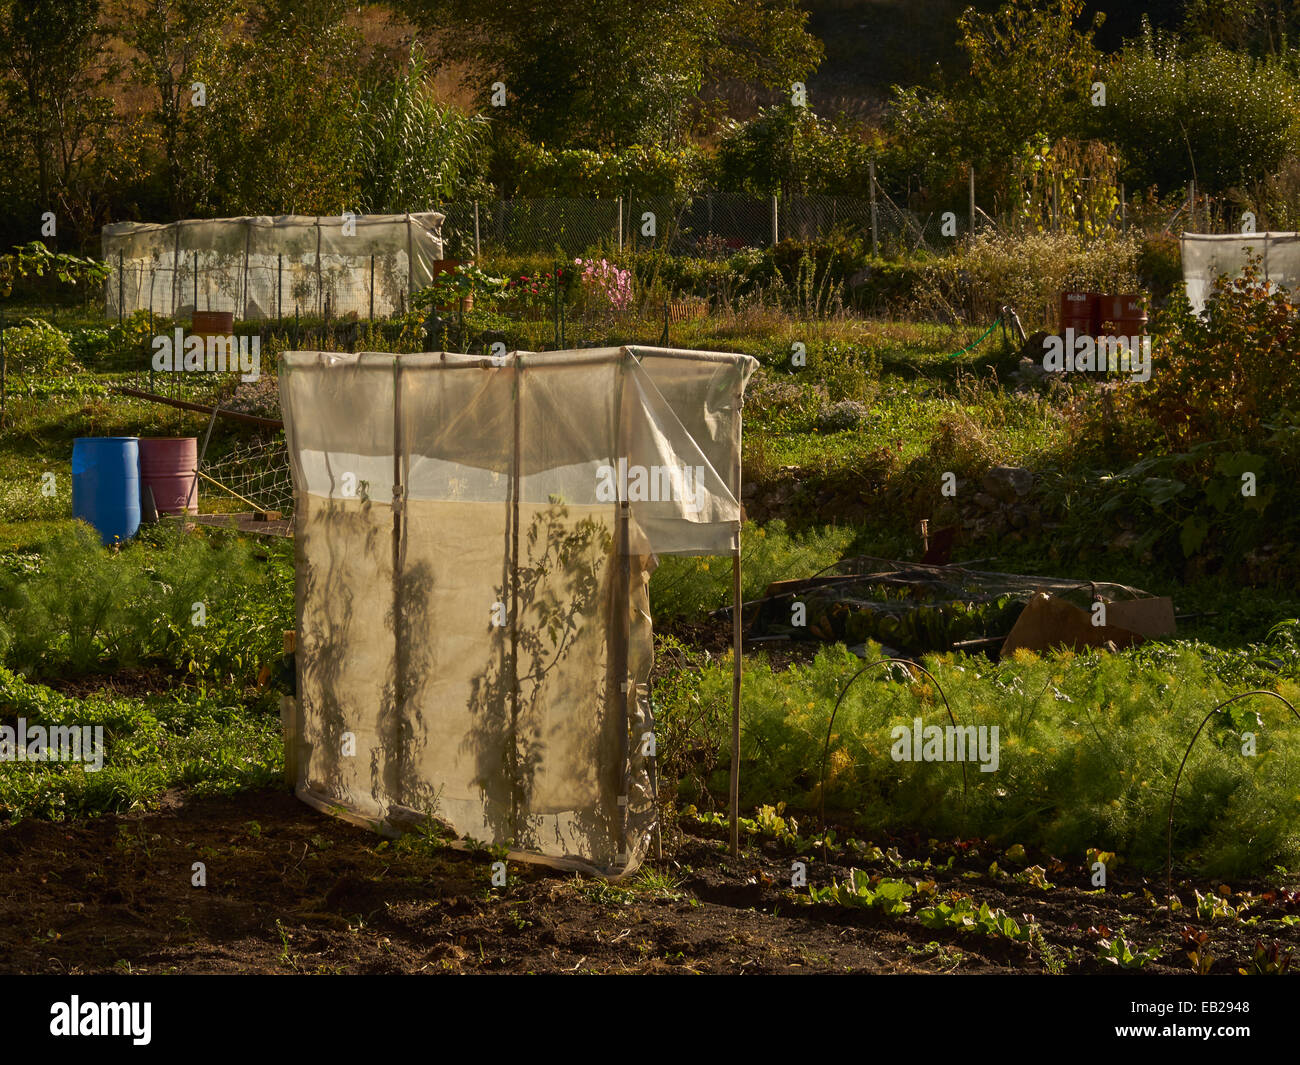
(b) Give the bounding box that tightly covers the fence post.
[473,201,481,260]
[968,165,976,239]
[316,219,324,318]
[171,226,180,318]
[869,160,879,258]
[241,220,251,320]
[771,194,779,246]
[405,211,414,299]
[278,253,283,327]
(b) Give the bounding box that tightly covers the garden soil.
[1,786,1293,975]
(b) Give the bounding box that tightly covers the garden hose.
[944,315,1001,358]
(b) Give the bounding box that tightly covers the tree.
[193,0,364,214]
[117,0,239,218]
[1183,0,1300,56]
[401,0,823,150]
[0,0,120,243]
[888,0,1102,213]
[1105,24,1300,195]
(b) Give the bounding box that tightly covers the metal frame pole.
[728,431,744,857]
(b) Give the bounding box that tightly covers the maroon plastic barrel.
[1098,293,1148,336]
[138,437,199,515]
[1060,291,1098,336]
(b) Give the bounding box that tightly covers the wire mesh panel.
[201,433,294,516]
[781,195,874,245]
[432,195,986,259]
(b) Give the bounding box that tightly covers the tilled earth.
[1,786,1296,974]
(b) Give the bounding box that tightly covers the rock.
[1020,330,1051,361]
[982,465,1034,503]
[973,491,999,511]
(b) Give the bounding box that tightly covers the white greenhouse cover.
[280,346,756,877]
[1181,232,1300,314]
[102,213,444,320]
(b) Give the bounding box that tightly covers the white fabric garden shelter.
[280,346,756,877]
[102,213,445,320]
[1182,232,1300,314]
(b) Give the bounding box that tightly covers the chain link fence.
[439,192,974,260]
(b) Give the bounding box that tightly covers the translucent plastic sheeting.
[102,213,444,320]
[1182,232,1300,314]
[280,347,755,877]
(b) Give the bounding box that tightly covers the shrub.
[817,399,871,434]
[1105,27,1300,195]
[1136,233,1182,304]
[649,520,856,621]
[1,317,78,378]
[497,140,710,199]
[925,231,1140,329]
[1135,256,1300,448]
[715,105,877,197]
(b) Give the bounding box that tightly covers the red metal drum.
[1098,293,1148,336]
[1060,291,1098,336]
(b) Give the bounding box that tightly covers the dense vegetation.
[2,0,1300,912]
[3,0,1300,249]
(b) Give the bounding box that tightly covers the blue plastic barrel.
[72,437,141,546]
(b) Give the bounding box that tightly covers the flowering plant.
[502,266,567,311]
[574,257,633,312]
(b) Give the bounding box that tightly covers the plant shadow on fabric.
[464,503,615,855]
[296,493,435,813]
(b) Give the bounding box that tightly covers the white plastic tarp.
[280,346,756,877]
[1182,232,1300,314]
[102,213,444,320]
